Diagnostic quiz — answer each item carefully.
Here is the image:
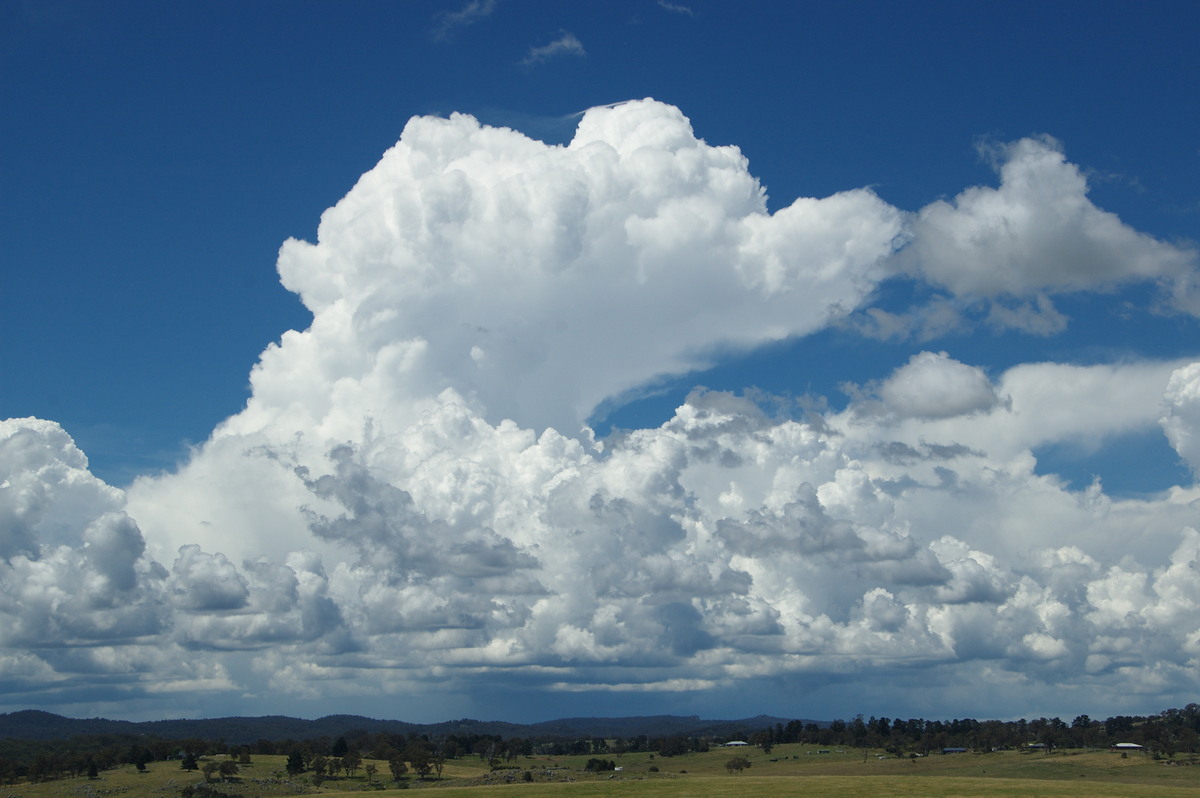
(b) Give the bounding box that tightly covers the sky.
[2,0,1200,725]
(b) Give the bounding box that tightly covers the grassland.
[10,743,1200,798]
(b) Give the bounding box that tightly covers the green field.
[10,743,1200,798]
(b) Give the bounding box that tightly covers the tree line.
[3,703,1198,786]
[735,704,1200,758]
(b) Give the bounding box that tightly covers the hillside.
[0,710,813,744]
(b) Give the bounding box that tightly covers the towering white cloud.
[261,99,903,438]
[6,100,1200,720]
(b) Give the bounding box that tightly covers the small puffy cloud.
[171,545,249,611]
[902,136,1196,298]
[859,588,908,632]
[82,512,146,597]
[888,136,1198,334]
[522,31,585,65]
[1161,362,1200,474]
[877,351,1002,420]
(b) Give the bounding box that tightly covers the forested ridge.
[0,710,802,744]
[1,704,1198,785]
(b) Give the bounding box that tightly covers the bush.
[181,786,235,798]
[648,765,659,772]
[584,758,616,772]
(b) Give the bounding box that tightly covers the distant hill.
[0,710,824,745]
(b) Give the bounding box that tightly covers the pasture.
[10,742,1199,798]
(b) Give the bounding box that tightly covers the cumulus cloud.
[0,418,125,558]
[0,421,166,651]
[874,351,1002,420]
[890,136,1198,334]
[7,100,1200,719]
[245,99,903,443]
[908,136,1197,294]
[1162,363,1200,475]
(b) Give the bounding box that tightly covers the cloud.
[875,351,1003,420]
[522,31,586,65]
[905,137,1197,295]
[247,99,902,442]
[1161,362,1200,475]
[658,1,694,15]
[889,136,1198,334]
[8,101,1200,719]
[0,420,167,650]
[170,545,249,611]
[0,417,125,558]
[431,0,497,41]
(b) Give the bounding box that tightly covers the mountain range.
[0,710,820,745]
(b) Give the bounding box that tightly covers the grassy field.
[9,743,1200,798]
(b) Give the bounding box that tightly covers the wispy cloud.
[432,0,497,41]
[658,0,694,15]
[521,31,586,66]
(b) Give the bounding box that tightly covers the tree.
[388,756,408,783]
[657,736,690,757]
[201,761,220,783]
[285,750,306,776]
[181,752,199,771]
[725,756,751,774]
[365,762,378,783]
[331,737,349,757]
[217,760,238,782]
[128,746,151,772]
[408,743,434,780]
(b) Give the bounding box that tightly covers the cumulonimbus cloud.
[5,100,1200,719]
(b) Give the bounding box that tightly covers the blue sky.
[2,0,1200,724]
